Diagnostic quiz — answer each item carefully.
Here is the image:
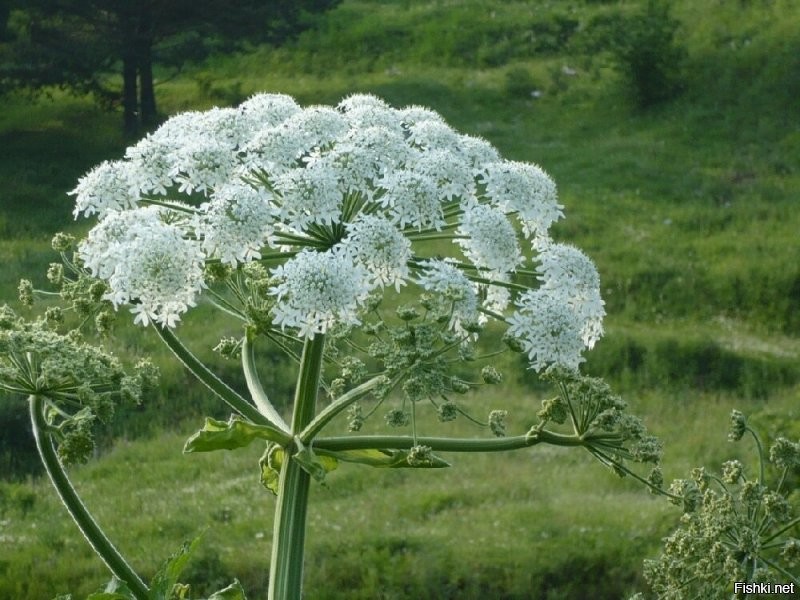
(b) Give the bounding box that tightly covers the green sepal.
[207,579,248,599]
[316,448,451,469]
[184,415,288,454]
[149,537,202,600]
[259,441,339,495]
[259,443,283,495]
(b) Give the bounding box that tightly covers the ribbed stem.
[29,395,149,600]
[268,335,326,600]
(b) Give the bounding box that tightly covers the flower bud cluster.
[640,411,799,599]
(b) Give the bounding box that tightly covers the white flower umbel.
[269,249,371,338]
[340,214,412,291]
[79,207,205,327]
[70,92,604,360]
[457,202,523,273]
[507,288,586,371]
[536,243,605,347]
[197,182,276,266]
[482,161,563,243]
[70,160,141,218]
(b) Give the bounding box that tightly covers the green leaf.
[259,442,340,495]
[149,537,202,600]
[259,443,283,495]
[184,415,287,453]
[316,448,450,468]
[207,579,248,600]
[84,576,135,600]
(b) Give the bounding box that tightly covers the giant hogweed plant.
[3,94,794,598]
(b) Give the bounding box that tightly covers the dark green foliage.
[0,0,341,133]
[586,0,687,107]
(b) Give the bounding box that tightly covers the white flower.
[482,161,563,242]
[416,259,479,334]
[79,207,205,328]
[272,163,342,228]
[172,137,238,195]
[457,202,523,273]
[284,106,349,151]
[238,93,301,130]
[506,288,586,371]
[536,243,605,347]
[407,119,460,150]
[323,126,411,195]
[125,135,178,195]
[197,182,275,266]
[398,105,446,127]
[458,134,501,172]
[409,148,475,201]
[378,169,444,230]
[70,160,141,218]
[269,249,371,338]
[340,214,411,291]
[196,107,250,150]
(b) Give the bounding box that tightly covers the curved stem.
[29,395,149,600]
[153,324,273,427]
[242,332,290,432]
[269,335,326,600]
[299,374,391,443]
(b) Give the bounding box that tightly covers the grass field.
[1,0,799,597]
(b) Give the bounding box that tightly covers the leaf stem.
[29,395,149,600]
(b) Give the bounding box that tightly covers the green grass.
[1,0,800,596]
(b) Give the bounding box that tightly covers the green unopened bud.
[769,437,800,470]
[462,320,483,334]
[728,409,746,442]
[782,538,800,565]
[44,307,64,327]
[328,378,345,400]
[213,337,242,359]
[208,262,233,283]
[51,232,76,253]
[537,397,567,424]
[407,444,433,467]
[0,305,16,329]
[762,492,791,523]
[438,401,458,422]
[385,409,410,428]
[396,305,420,321]
[488,409,507,437]
[88,281,107,303]
[503,332,525,353]
[18,279,34,306]
[721,460,743,484]
[347,404,364,432]
[647,466,664,493]
[481,365,503,384]
[450,378,470,394]
[46,263,64,285]
[95,310,114,336]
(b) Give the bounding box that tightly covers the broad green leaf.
[184,415,286,453]
[149,537,202,600]
[316,448,451,468]
[85,576,135,600]
[207,579,248,600]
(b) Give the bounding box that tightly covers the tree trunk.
[122,52,139,136]
[139,44,156,127]
[137,5,157,128]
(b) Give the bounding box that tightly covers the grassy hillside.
[1,0,799,597]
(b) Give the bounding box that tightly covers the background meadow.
[1,1,799,597]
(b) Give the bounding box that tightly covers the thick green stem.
[269,335,326,600]
[29,395,149,600]
[313,428,583,453]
